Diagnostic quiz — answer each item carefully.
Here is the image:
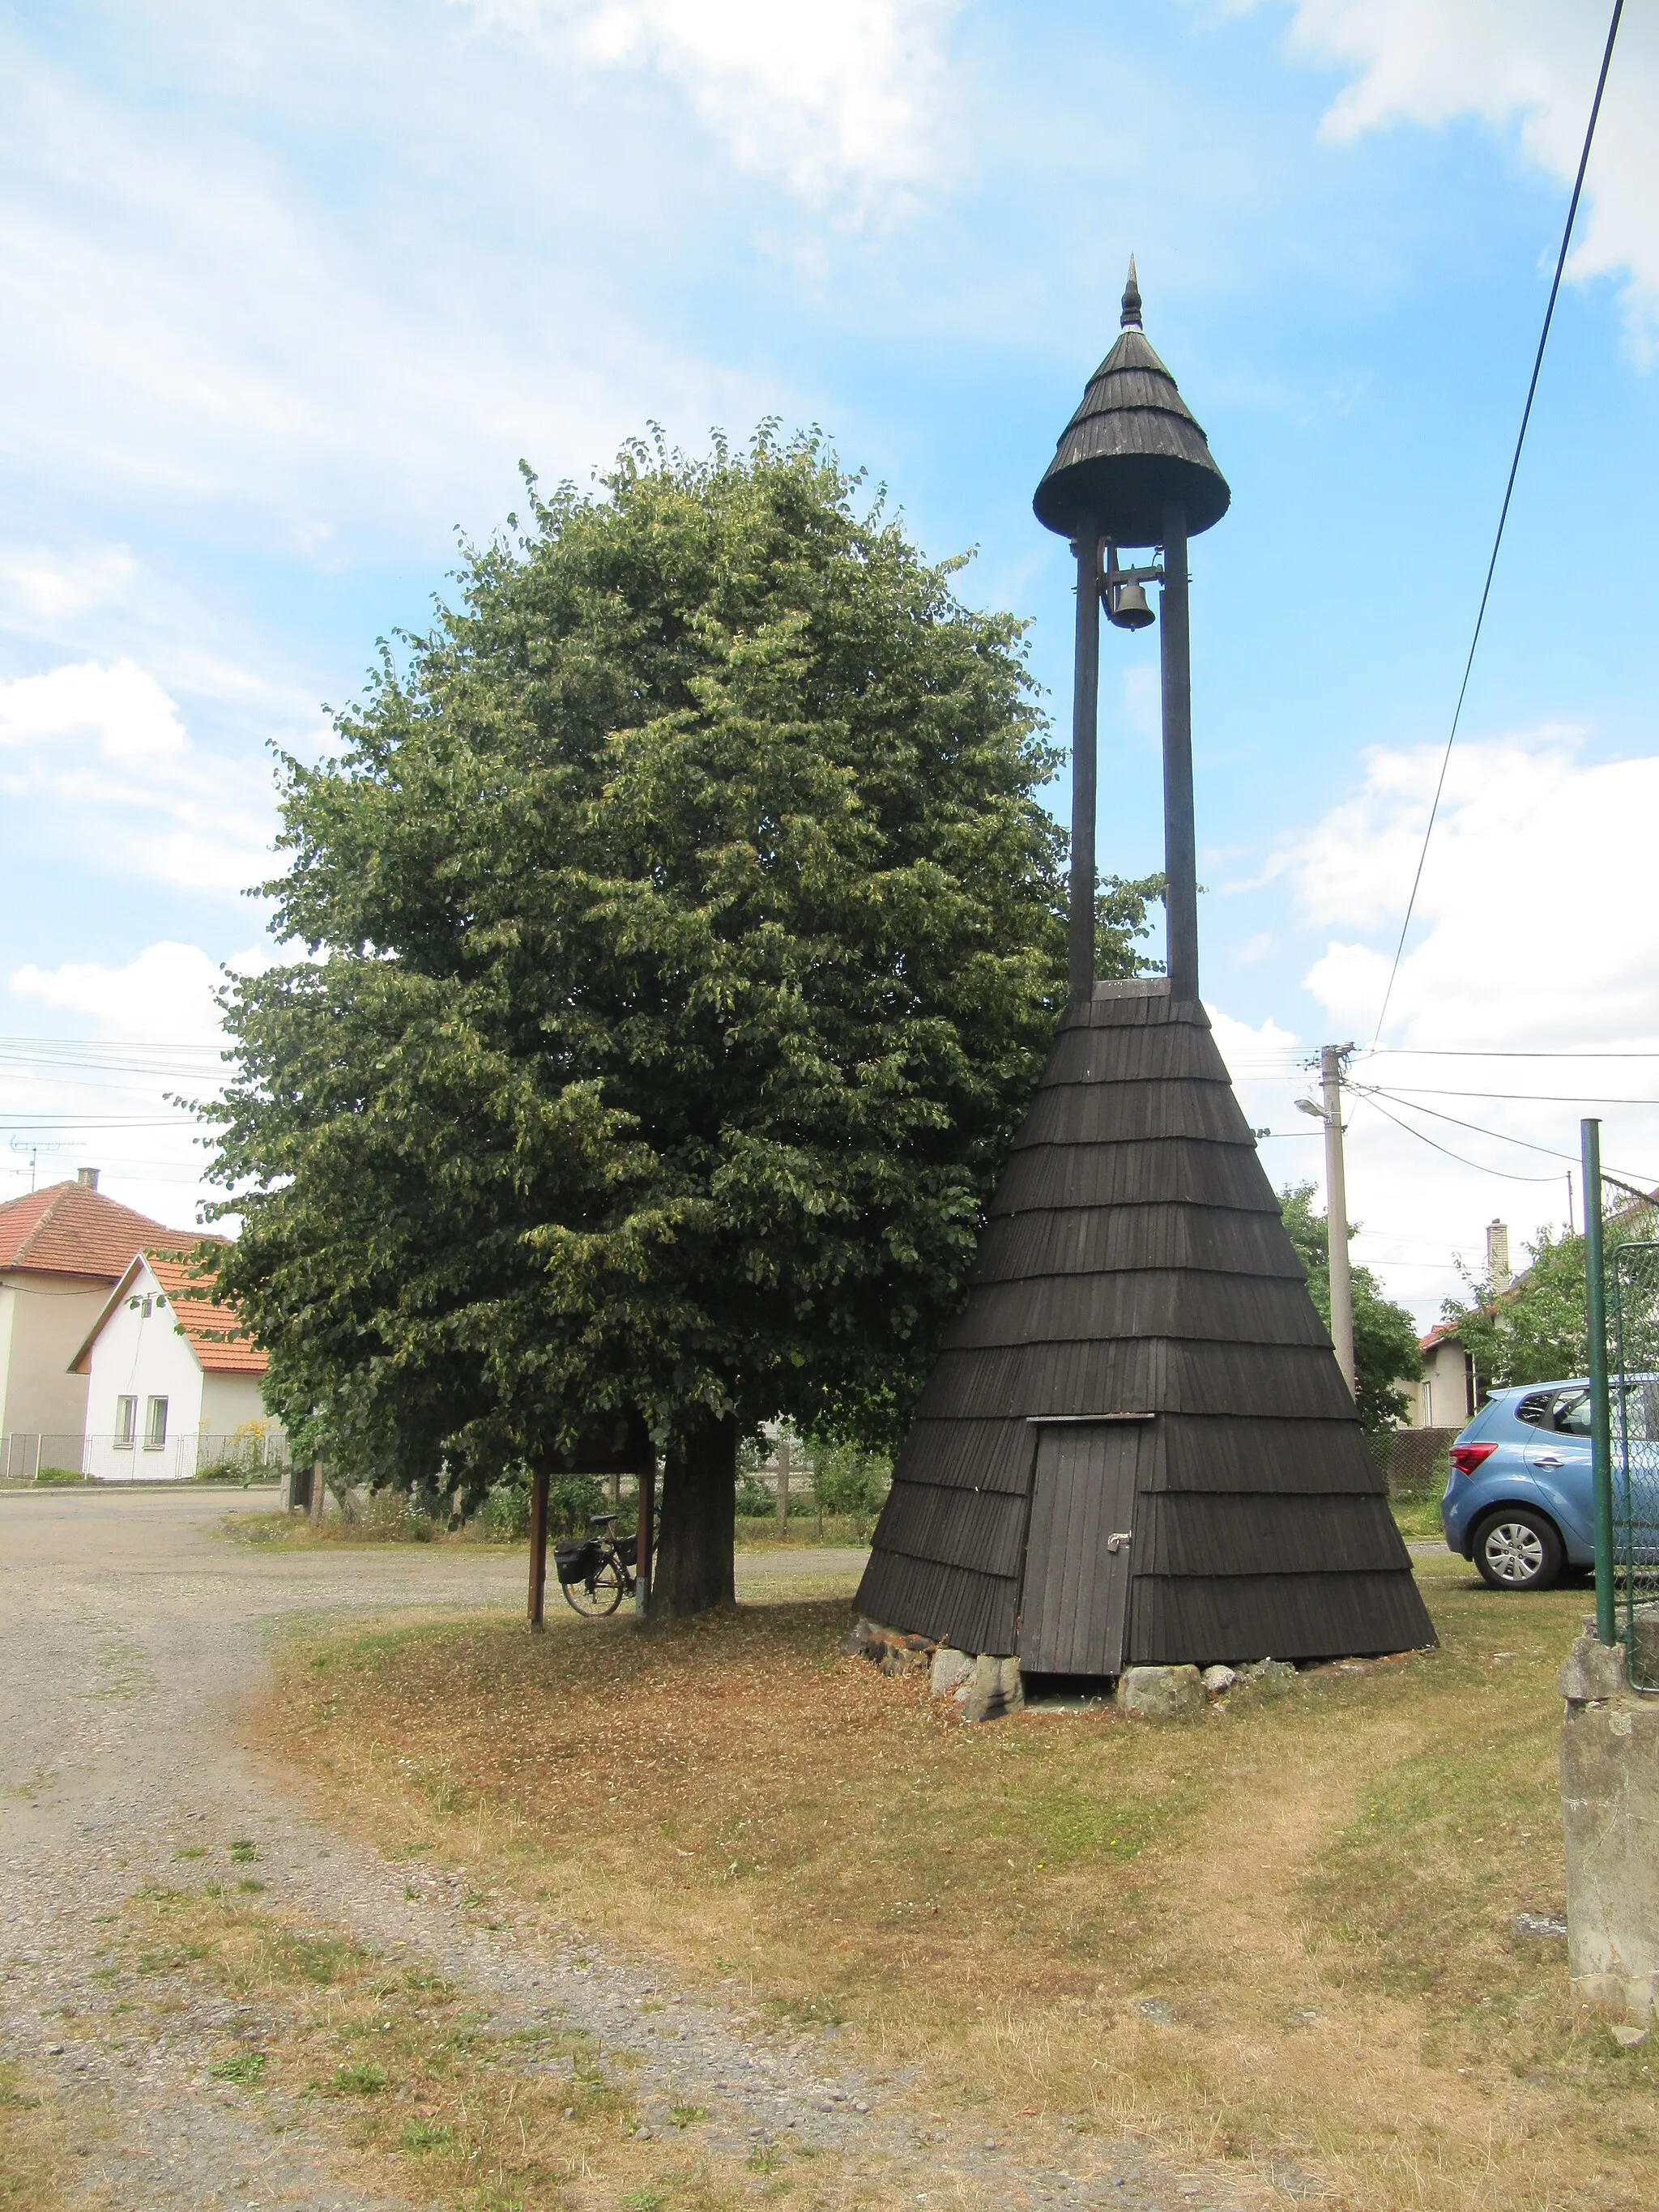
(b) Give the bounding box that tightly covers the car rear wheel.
[1473,1508,1564,1592]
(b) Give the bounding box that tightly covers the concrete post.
[1321,1045,1355,1397]
[1559,1623,1659,2021]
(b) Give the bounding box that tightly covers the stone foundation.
[841,1618,1310,1723]
[842,1621,1022,1722]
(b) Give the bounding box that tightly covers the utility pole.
[1298,1046,1355,1396]
[1321,1045,1355,1397]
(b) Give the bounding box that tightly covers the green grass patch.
[208,2050,267,2084]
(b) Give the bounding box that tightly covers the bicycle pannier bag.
[553,1539,600,1584]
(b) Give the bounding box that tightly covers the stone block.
[960,1653,1023,1724]
[1561,1679,1659,2021]
[838,1618,876,1658]
[1559,1632,1628,1703]
[930,1646,975,1698]
[1116,1664,1203,1720]
[1241,1657,1297,1695]
[872,1631,933,1677]
[1200,1664,1236,1698]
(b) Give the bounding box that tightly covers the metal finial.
[1120,255,1142,330]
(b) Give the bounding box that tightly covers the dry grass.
[0,2059,66,2210]
[259,1554,1657,2212]
[113,1880,803,2212]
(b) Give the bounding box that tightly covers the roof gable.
[70,1241,267,1379]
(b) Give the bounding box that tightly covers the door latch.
[1106,1532,1132,1554]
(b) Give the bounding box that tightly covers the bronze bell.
[1107,578,1154,630]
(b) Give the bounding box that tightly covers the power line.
[1369,0,1624,1047]
[1358,1082,1658,1189]
[1371,1047,1659,1060]
[1373,1085,1659,1107]
[1358,1083,1591,1163]
[1359,1093,1564,1183]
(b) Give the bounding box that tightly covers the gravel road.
[0,1489,1241,2211]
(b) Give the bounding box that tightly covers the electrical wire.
[1359,1093,1564,1183]
[1369,1085,1659,1107]
[1369,0,1624,1048]
[1358,1082,1659,1192]
[1370,1047,1659,1060]
[1355,1084,1580,1161]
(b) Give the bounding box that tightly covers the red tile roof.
[0,1179,177,1282]
[70,1243,268,1378]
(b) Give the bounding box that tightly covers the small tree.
[1278,1183,1421,1435]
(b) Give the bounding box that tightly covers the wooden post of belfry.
[1069,515,1100,1002]
[527,1464,550,1630]
[774,1426,791,1532]
[636,1455,656,1618]
[1158,499,1198,1004]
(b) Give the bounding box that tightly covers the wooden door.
[1017,1421,1144,1677]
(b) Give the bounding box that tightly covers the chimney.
[1486,1218,1511,1294]
[76,1167,100,1191]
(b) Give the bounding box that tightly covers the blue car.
[1440,1379,1597,1591]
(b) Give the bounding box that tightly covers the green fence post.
[1583,1118,1616,1645]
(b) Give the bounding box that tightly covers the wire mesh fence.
[1607,1234,1659,1690]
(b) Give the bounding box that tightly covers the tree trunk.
[653,1408,737,1618]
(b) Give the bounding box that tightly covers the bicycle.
[553,1513,646,1617]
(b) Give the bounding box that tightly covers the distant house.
[1399,1220,1512,1431]
[70,1246,281,1481]
[0,1171,177,1473]
[1402,1320,1478,1430]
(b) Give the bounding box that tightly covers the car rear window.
[1516,1390,1556,1428]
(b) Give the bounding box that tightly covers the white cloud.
[1287,726,1659,1050]
[11,940,232,1046]
[1274,725,1659,1322]
[1262,1,1659,347]
[0,22,766,560]
[0,658,276,897]
[0,545,135,626]
[454,0,962,207]
[0,940,260,1230]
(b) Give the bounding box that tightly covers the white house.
[0,1172,177,1474]
[70,1246,281,1481]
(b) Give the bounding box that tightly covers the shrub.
[477,1470,607,1542]
[735,1475,774,1517]
[806,1435,891,1537]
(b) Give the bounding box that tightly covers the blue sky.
[2,0,1656,1326]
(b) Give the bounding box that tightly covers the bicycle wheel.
[561,1556,628,1617]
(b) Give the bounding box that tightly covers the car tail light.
[1449,1443,1497,1477]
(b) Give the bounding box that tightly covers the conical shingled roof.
[1033,259,1230,546]
[856,982,1436,1670]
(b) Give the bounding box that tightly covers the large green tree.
[1278,1183,1422,1435]
[211,430,1155,1614]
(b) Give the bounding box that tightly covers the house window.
[1421,1380,1432,1428]
[115,1396,137,1450]
[143,1396,168,1450]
